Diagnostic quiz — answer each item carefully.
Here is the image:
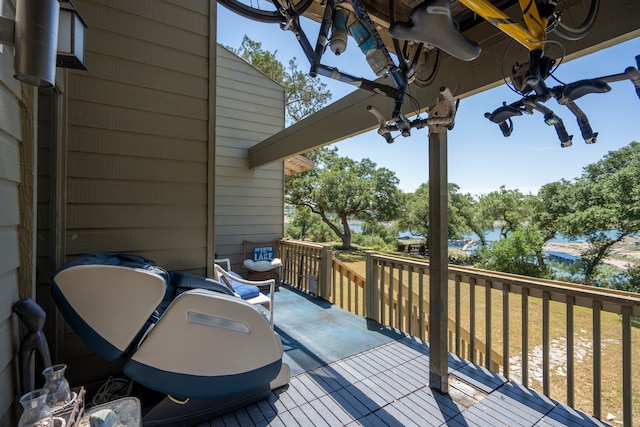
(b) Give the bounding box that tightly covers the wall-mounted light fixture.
[0,0,87,88]
[0,0,59,87]
[57,0,87,70]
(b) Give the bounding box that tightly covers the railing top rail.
[280,239,326,250]
[333,257,366,284]
[369,252,640,315]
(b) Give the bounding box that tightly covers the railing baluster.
[622,305,632,427]
[388,263,395,328]
[418,268,425,340]
[502,283,510,379]
[543,291,550,396]
[355,272,360,315]
[347,270,352,312]
[339,264,344,307]
[455,275,461,356]
[566,295,574,407]
[331,260,337,304]
[380,263,386,326]
[485,280,492,370]
[407,266,414,336]
[302,247,308,290]
[593,300,602,420]
[469,277,476,365]
[397,264,404,330]
[522,287,529,388]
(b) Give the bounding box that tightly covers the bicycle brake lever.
[367,105,394,143]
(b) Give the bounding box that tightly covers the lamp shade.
[13,0,59,88]
[56,0,87,70]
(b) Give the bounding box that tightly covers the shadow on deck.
[200,286,610,427]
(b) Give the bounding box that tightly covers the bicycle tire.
[411,48,440,88]
[389,0,439,88]
[553,0,599,40]
[217,0,314,23]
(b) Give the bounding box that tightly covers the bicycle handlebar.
[486,55,640,147]
[368,86,457,142]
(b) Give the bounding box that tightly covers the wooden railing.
[279,240,640,426]
[366,252,640,427]
[329,257,366,316]
[280,239,330,296]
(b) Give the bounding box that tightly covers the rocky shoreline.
[543,235,640,270]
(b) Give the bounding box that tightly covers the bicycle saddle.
[389,0,481,62]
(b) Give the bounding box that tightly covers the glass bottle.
[42,364,71,408]
[17,389,53,427]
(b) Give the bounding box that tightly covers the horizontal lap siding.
[1,0,26,422]
[59,0,212,384]
[0,1,26,425]
[215,47,285,267]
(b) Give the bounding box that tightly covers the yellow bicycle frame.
[458,0,548,51]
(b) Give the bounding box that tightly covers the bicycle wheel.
[407,44,440,88]
[217,0,314,23]
[389,0,439,87]
[552,0,599,40]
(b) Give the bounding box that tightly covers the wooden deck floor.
[199,335,610,426]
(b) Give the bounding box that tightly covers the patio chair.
[49,252,289,413]
[214,258,274,326]
[242,240,282,284]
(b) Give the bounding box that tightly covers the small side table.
[78,397,141,427]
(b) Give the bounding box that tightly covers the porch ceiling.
[285,154,315,176]
[249,0,640,169]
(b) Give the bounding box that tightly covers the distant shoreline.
[543,236,640,270]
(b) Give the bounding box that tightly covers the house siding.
[0,2,34,425]
[215,46,285,270]
[0,1,287,420]
[36,0,216,387]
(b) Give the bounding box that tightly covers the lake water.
[351,223,623,245]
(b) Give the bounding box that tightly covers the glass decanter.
[42,364,71,408]
[17,389,53,427]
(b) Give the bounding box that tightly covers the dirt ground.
[543,235,640,270]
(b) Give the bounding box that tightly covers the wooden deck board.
[317,394,358,425]
[536,403,612,427]
[298,401,334,426]
[329,387,371,419]
[203,336,611,427]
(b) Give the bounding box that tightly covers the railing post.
[365,251,379,321]
[319,245,332,299]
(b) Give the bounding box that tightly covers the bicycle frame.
[285,0,414,133]
[459,0,550,51]
[280,0,406,99]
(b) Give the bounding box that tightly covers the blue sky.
[217,6,640,195]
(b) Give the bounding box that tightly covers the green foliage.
[286,147,402,249]
[530,179,574,243]
[362,220,400,243]
[227,35,331,124]
[398,183,474,248]
[474,226,550,278]
[285,206,336,242]
[553,141,640,284]
[351,233,395,251]
[614,264,640,293]
[476,186,533,239]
